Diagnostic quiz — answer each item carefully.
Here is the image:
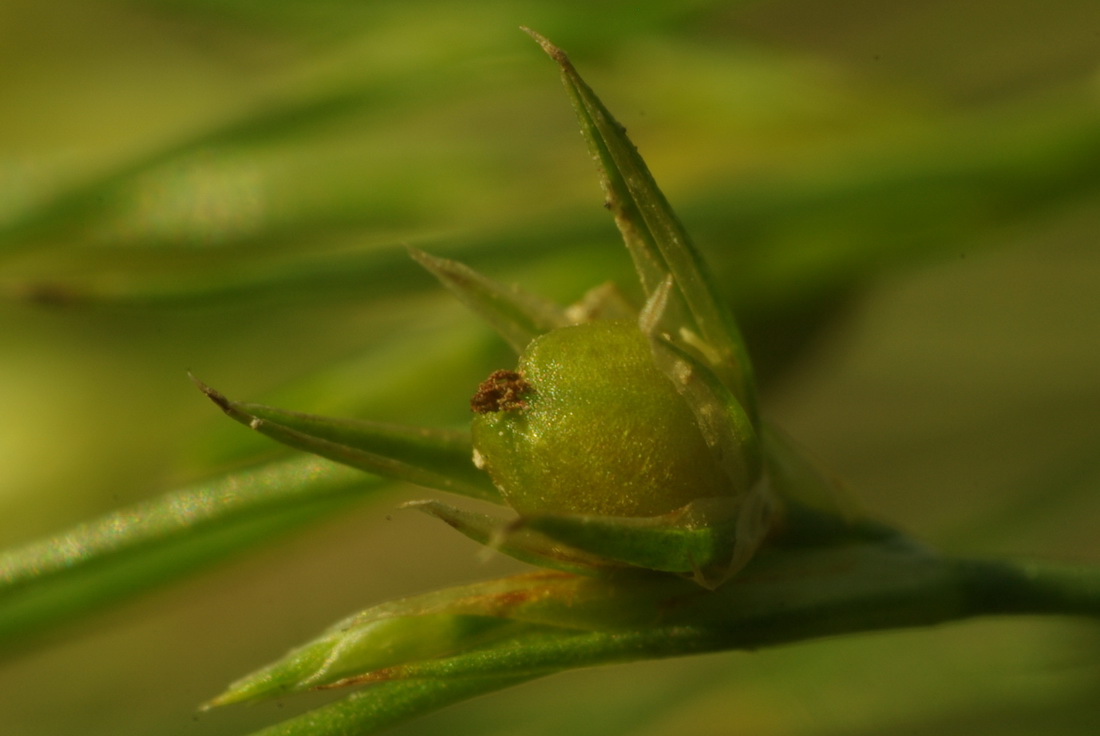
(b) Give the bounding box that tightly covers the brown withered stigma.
[471,370,532,413]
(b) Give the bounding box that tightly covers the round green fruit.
[470,320,732,517]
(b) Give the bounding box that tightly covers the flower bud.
[471,320,734,518]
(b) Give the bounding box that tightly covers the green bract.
[471,320,733,517]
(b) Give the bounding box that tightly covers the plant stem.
[956,556,1100,617]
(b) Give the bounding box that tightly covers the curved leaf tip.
[189,371,231,413]
[520,27,570,67]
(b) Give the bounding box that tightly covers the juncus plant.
[180,30,1100,736]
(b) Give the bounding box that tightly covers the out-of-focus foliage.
[1,1,1098,735]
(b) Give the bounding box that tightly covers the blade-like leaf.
[0,456,378,651]
[524,28,758,421]
[409,247,570,353]
[193,376,502,503]
[223,544,1100,736]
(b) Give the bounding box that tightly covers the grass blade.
[0,456,379,651]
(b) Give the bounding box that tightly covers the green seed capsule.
[471,320,733,517]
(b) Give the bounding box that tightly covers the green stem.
[956,557,1100,617]
[228,546,1099,736]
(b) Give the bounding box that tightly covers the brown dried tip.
[520,26,571,67]
[471,369,532,414]
[188,372,232,413]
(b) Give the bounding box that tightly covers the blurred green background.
[2,1,1099,734]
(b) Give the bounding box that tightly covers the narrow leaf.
[0,456,377,650]
[193,376,502,503]
[409,247,569,353]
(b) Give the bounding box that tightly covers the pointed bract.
[409,247,569,353]
[523,28,758,422]
[192,376,501,503]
